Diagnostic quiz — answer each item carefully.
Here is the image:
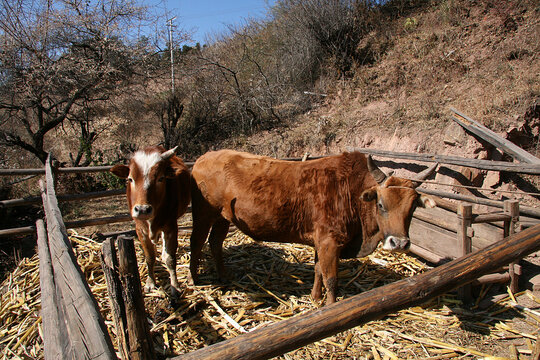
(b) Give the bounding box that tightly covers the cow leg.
[208,217,230,282]
[161,227,179,299]
[316,238,340,304]
[311,251,323,301]
[137,228,158,293]
[188,219,212,286]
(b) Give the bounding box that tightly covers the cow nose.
[133,204,153,217]
[383,236,410,252]
[402,238,411,251]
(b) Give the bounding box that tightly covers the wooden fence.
[2,144,540,359]
[37,156,116,359]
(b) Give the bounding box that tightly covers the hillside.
[240,1,538,156]
[220,0,539,210]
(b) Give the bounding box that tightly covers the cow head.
[110,146,182,221]
[361,156,436,252]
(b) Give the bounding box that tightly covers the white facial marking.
[133,151,163,190]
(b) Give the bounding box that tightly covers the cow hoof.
[170,285,180,298]
[311,289,322,302]
[169,287,181,308]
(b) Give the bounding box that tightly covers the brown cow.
[111,146,191,299]
[188,150,436,304]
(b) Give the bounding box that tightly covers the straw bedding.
[1,226,539,359]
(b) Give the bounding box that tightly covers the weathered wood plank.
[36,219,73,359]
[101,238,130,360]
[41,156,116,360]
[65,214,132,228]
[472,213,510,224]
[417,188,540,219]
[0,161,195,176]
[412,207,502,253]
[0,225,36,237]
[450,107,540,164]
[348,147,540,174]
[409,218,459,259]
[171,224,540,360]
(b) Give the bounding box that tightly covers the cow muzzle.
[383,235,410,252]
[132,204,153,219]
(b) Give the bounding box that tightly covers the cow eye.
[127,177,134,183]
[377,201,385,212]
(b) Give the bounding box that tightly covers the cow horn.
[411,162,438,188]
[161,146,178,160]
[367,155,387,184]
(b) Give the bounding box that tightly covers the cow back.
[191,150,377,246]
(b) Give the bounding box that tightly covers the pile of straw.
[1,229,539,359]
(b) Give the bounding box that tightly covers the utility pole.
[167,16,176,93]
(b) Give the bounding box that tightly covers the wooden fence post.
[457,203,472,302]
[101,236,155,360]
[504,200,520,293]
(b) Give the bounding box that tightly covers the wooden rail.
[38,156,116,359]
[450,107,540,164]
[0,188,125,208]
[171,224,540,360]
[417,188,540,219]
[348,147,540,174]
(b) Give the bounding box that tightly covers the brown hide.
[189,150,434,304]
[110,146,191,299]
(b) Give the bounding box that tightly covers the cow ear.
[166,161,186,179]
[417,195,436,208]
[361,187,378,202]
[110,164,129,179]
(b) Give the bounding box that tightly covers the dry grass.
[1,223,539,359]
[238,0,540,161]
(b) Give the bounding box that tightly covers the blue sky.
[161,0,276,45]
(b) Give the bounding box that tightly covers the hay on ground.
[1,229,539,359]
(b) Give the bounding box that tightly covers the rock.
[483,171,500,188]
[454,167,485,195]
[443,122,467,146]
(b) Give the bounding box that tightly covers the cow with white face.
[111,146,191,299]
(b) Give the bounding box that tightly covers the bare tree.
[0,0,150,164]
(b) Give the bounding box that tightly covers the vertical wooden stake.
[101,238,129,360]
[116,235,155,360]
[504,200,520,294]
[101,236,155,360]
[457,203,472,302]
